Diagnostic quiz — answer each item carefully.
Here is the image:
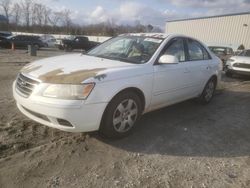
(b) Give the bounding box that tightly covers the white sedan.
[13,33,221,138]
[225,49,250,77]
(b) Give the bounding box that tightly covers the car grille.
[233,63,250,69]
[16,73,40,97]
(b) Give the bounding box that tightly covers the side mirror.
[158,55,179,64]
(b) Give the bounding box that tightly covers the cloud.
[9,0,250,28]
[90,6,109,22]
[74,2,183,28]
[166,0,250,11]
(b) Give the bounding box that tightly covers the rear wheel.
[225,70,233,77]
[99,92,142,139]
[34,44,40,50]
[65,45,73,52]
[198,78,216,104]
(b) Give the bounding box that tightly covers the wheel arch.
[108,87,146,112]
[100,87,146,127]
[210,74,218,87]
[99,86,146,136]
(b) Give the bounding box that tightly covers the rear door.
[13,36,24,48]
[79,37,88,50]
[184,38,214,95]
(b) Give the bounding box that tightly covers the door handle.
[206,66,211,70]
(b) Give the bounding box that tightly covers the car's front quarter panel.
[85,64,154,113]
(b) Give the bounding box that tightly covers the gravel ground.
[0,49,250,188]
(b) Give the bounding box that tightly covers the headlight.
[42,83,95,100]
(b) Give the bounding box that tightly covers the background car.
[40,35,57,48]
[0,36,6,41]
[57,36,100,51]
[208,46,234,69]
[0,31,12,38]
[0,35,44,49]
[225,49,250,77]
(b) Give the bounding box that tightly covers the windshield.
[87,36,163,64]
[239,50,250,57]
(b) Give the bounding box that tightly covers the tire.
[65,45,73,52]
[34,44,40,50]
[99,92,143,139]
[225,70,233,77]
[198,78,216,104]
[224,66,233,77]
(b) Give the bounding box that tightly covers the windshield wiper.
[95,54,139,64]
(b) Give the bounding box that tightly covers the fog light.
[57,119,73,127]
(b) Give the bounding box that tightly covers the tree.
[43,6,51,26]
[49,11,61,27]
[0,0,11,26]
[60,9,72,34]
[147,24,154,32]
[32,3,44,26]
[20,0,33,29]
[12,3,21,29]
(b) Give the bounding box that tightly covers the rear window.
[239,50,250,57]
[187,39,211,61]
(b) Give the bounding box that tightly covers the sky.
[15,0,250,28]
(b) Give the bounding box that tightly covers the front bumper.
[226,69,250,76]
[226,66,250,76]
[13,82,108,132]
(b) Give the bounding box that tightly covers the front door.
[184,38,214,95]
[151,37,193,110]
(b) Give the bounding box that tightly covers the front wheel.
[64,45,73,52]
[225,70,233,77]
[198,78,216,104]
[99,92,142,139]
[34,44,40,50]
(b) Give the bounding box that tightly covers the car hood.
[230,56,250,64]
[21,54,138,84]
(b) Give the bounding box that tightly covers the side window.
[187,39,204,60]
[163,38,185,62]
[203,48,210,60]
[226,48,233,55]
[187,39,211,61]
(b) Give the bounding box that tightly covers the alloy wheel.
[112,99,138,133]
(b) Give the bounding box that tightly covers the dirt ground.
[0,49,250,188]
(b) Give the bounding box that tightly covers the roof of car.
[119,33,202,41]
[208,46,233,49]
[120,33,170,39]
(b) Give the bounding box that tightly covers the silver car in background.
[225,49,250,77]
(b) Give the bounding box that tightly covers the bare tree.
[60,9,72,33]
[31,3,44,26]
[12,3,21,27]
[43,6,51,26]
[49,11,62,27]
[0,0,11,25]
[20,0,33,28]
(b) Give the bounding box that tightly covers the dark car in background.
[0,36,6,41]
[208,46,234,69]
[0,31,12,38]
[57,36,100,51]
[0,35,44,49]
